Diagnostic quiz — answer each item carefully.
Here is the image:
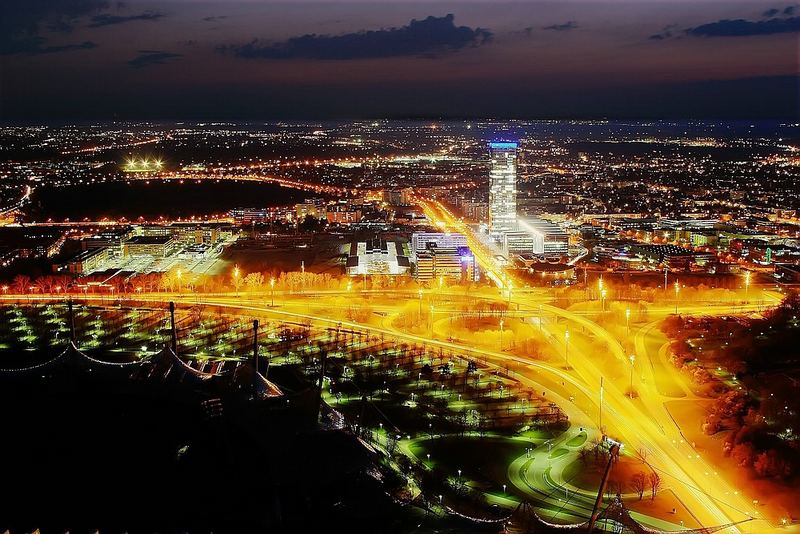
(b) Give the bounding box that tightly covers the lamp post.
[629,354,635,398]
[674,280,680,314]
[418,288,423,316]
[499,319,504,350]
[564,329,570,367]
[176,269,182,293]
[625,307,631,335]
[233,265,240,295]
[599,376,604,434]
[539,304,543,332]
[600,289,607,312]
[744,271,751,296]
[270,277,276,307]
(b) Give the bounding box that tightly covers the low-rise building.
[66,247,111,274]
[345,238,411,276]
[124,235,178,258]
[415,246,477,283]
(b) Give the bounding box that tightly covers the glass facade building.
[488,141,518,236]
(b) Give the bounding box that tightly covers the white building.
[519,218,569,256]
[345,238,411,276]
[411,232,468,257]
[489,141,518,236]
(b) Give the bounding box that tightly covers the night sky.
[1,1,798,120]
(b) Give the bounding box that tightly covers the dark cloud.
[762,8,780,17]
[202,16,227,22]
[1,0,106,54]
[543,21,577,32]
[88,11,163,27]
[648,24,677,40]
[219,14,491,60]
[786,6,798,15]
[127,49,181,68]
[685,16,800,37]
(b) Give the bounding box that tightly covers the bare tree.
[649,471,662,500]
[631,471,647,500]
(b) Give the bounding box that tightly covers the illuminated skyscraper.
[488,141,518,235]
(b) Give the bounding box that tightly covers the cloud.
[88,11,163,27]
[202,16,227,22]
[786,6,798,15]
[543,21,577,32]
[127,49,181,68]
[762,8,781,17]
[685,16,800,37]
[219,14,491,60]
[648,24,678,40]
[1,0,107,54]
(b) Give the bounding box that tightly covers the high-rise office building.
[488,141,518,236]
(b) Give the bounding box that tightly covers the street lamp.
[499,319,504,350]
[674,281,680,314]
[625,307,631,334]
[629,354,635,398]
[600,289,607,312]
[233,265,240,295]
[564,329,570,367]
[744,271,751,296]
[270,277,276,306]
[176,269,182,293]
[418,288,423,316]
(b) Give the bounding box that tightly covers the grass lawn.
[408,436,529,496]
[566,431,587,448]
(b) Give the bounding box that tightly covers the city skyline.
[1,1,799,531]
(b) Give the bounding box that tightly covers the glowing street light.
[600,288,607,312]
[564,329,570,367]
[270,277,276,306]
[625,307,631,334]
[233,265,241,295]
[418,288,423,316]
[674,280,680,314]
[744,271,751,295]
[499,318,504,350]
[176,269,182,292]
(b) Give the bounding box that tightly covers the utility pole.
[68,299,76,344]
[169,301,178,354]
[599,376,604,434]
[252,319,259,376]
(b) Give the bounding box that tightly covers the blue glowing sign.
[489,141,518,149]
